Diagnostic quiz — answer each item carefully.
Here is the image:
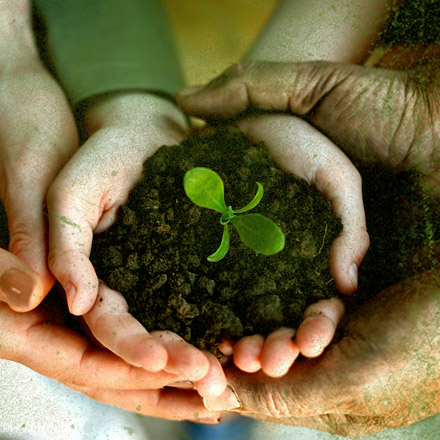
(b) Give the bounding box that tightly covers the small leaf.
[184,167,227,213]
[233,182,263,214]
[207,224,230,262]
[230,214,285,255]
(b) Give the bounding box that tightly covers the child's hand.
[46,92,227,399]
[215,114,368,377]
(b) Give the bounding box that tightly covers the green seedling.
[183,167,285,261]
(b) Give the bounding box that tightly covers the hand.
[202,243,440,437]
[222,114,367,377]
[176,53,440,198]
[176,51,440,377]
[0,248,220,424]
[46,91,227,398]
[0,8,78,309]
[178,76,372,375]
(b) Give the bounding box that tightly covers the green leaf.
[183,167,227,213]
[233,182,263,214]
[207,224,230,261]
[230,214,285,255]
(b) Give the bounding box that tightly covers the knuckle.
[9,227,34,256]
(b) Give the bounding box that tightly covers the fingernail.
[203,385,241,411]
[178,85,204,97]
[349,263,358,290]
[0,269,36,308]
[64,282,77,313]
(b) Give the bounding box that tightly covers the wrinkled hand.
[203,243,440,437]
[0,248,220,423]
[176,54,440,197]
[177,47,440,433]
[177,52,440,377]
[46,92,227,399]
[0,53,78,309]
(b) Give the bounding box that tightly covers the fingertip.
[0,266,45,311]
[330,230,369,295]
[218,339,234,356]
[296,316,335,358]
[65,280,98,316]
[195,351,227,398]
[261,328,299,378]
[152,331,210,380]
[233,335,264,373]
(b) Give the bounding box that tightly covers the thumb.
[176,60,357,120]
[0,247,45,311]
[203,353,348,418]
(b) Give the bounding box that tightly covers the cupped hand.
[203,242,440,437]
[0,57,78,309]
[176,52,440,377]
[226,114,368,377]
[46,92,227,398]
[0,248,220,423]
[179,84,371,375]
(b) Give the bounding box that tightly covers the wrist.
[81,91,189,135]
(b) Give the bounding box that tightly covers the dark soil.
[90,125,343,356]
[89,124,439,357]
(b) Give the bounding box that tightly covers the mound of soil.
[90,125,439,356]
[90,125,342,355]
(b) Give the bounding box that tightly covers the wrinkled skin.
[205,255,440,438]
[177,44,440,436]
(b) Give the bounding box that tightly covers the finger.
[46,132,138,316]
[237,115,369,294]
[3,195,55,301]
[194,351,228,398]
[150,330,210,382]
[233,334,264,373]
[218,338,234,356]
[0,303,177,389]
[218,338,234,365]
[47,175,99,315]
[204,358,344,417]
[84,283,211,380]
[260,327,299,378]
[83,283,168,372]
[0,248,44,311]
[295,297,345,358]
[176,60,356,119]
[64,383,221,424]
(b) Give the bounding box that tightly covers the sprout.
[183,167,285,261]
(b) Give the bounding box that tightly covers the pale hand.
[46,92,227,400]
[0,58,78,309]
